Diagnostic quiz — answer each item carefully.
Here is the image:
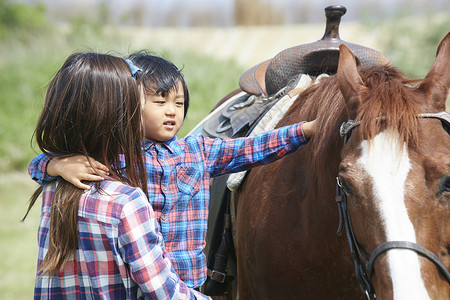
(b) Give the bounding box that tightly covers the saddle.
[199,5,390,297]
[239,5,388,99]
[202,76,302,139]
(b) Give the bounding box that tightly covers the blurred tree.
[234,0,284,26]
[0,0,48,39]
[98,0,111,25]
[376,14,450,77]
[123,2,147,27]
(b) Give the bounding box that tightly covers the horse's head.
[337,33,450,299]
[336,32,450,299]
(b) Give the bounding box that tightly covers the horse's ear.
[337,44,364,119]
[417,32,450,111]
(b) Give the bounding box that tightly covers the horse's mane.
[355,65,422,147]
[279,65,423,177]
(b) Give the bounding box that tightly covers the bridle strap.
[337,111,450,299]
[418,111,450,133]
[367,241,450,283]
[340,111,450,138]
[418,111,450,126]
[339,119,361,138]
[336,178,376,299]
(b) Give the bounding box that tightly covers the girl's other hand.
[47,155,109,190]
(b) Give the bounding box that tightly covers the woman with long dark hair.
[23,52,209,299]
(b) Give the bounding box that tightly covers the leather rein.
[336,111,450,300]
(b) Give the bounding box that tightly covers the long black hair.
[23,52,147,276]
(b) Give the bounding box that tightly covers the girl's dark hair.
[127,50,190,118]
[23,52,148,276]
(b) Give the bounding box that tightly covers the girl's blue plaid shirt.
[29,121,309,288]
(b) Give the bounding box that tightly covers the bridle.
[336,111,450,300]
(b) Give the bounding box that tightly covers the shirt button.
[162,186,167,192]
[161,215,167,222]
[160,158,165,162]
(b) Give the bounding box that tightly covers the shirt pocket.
[176,166,201,197]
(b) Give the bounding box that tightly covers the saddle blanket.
[226,73,329,191]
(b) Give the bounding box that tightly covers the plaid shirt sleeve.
[119,193,210,300]
[28,153,58,185]
[202,121,309,175]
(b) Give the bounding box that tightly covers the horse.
[229,32,450,299]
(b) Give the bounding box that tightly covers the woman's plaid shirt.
[34,180,209,299]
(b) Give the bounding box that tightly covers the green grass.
[372,13,450,78]
[0,172,40,299]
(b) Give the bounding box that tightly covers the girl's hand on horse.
[302,119,317,139]
[47,155,109,190]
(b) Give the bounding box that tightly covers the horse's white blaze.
[358,131,430,300]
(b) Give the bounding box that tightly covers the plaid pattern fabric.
[29,122,309,288]
[34,180,208,299]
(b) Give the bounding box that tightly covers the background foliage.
[0,0,448,298]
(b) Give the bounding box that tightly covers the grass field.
[0,173,40,299]
[0,14,449,298]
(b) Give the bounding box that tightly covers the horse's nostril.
[439,176,450,194]
[439,246,449,256]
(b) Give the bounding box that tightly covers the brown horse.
[233,33,450,299]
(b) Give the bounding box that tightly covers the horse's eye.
[439,175,450,194]
[338,176,354,195]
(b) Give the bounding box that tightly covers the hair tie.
[125,59,141,79]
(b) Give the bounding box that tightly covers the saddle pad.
[226,74,329,191]
[187,91,248,137]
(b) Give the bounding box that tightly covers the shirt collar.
[143,136,178,153]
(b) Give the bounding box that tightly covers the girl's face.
[141,80,185,142]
